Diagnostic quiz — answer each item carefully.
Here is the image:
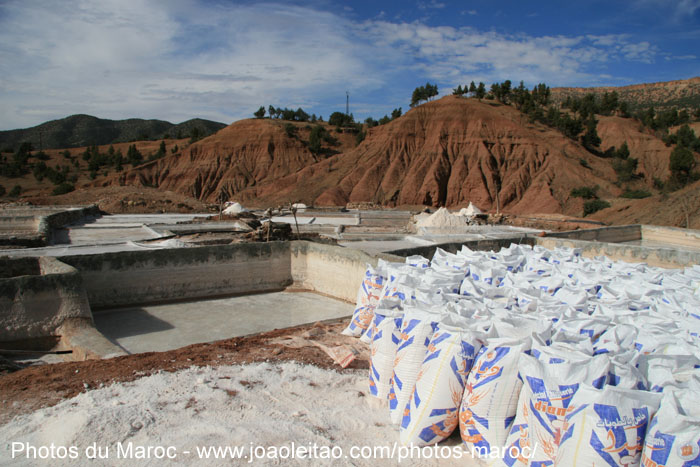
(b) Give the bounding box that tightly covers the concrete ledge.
[641,225,700,251]
[60,242,294,309]
[544,224,642,243]
[535,237,700,268]
[386,237,536,259]
[0,205,101,247]
[57,318,127,360]
[0,257,92,342]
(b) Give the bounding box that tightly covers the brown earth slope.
[5,92,698,227]
[102,120,357,203]
[596,116,672,181]
[236,96,619,215]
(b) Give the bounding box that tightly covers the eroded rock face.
[104,96,671,216]
[237,97,619,215]
[111,119,356,203]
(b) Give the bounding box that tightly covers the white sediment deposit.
[223,202,246,215]
[0,362,481,466]
[415,208,466,228]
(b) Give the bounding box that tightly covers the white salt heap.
[223,202,246,215]
[457,202,482,217]
[415,207,465,228]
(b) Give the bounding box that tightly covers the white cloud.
[418,0,447,10]
[359,21,657,87]
[0,0,383,128]
[0,0,668,129]
[665,54,697,61]
[636,0,700,20]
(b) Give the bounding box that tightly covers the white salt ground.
[0,362,483,466]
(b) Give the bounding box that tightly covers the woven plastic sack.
[459,336,531,453]
[553,285,589,310]
[368,309,403,399]
[530,335,593,364]
[556,384,661,467]
[469,261,507,287]
[405,255,430,268]
[422,268,466,295]
[399,319,485,446]
[432,247,470,272]
[459,276,487,298]
[388,306,442,425]
[642,390,700,467]
[501,353,610,466]
[555,316,611,341]
[607,358,648,390]
[342,261,387,337]
[360,297,401,344]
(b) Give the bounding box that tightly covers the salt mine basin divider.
[2,224,700,361]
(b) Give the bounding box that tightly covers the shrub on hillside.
[570,186,598,199]
[583,199,611,216]
[52,183,75,196]
[621,189,651,199]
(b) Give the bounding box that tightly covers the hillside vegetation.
[0,115,226,151]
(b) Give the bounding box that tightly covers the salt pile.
[344,244,700,465]
[223,202,246,215]
[458,202,482,217]
[415,207,465,228]
[0,362,479,466]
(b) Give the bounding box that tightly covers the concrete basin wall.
[290,242,400,302]
[0,214,39,233]
[0,257,92,344]
[386,237,536,259]
[535,236,700,268]
[0,205,100,247]
[641,225,700,251]
[60,242,293,309]
[544,225,642,243]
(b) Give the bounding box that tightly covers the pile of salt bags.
[342,244,700,464]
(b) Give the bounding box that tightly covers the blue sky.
[0,0,698,130]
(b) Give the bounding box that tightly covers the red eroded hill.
[104,119,357,202]
[40,95,695,227]
[235,96,619,215]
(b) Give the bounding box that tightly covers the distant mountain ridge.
[0,114,227,150]
[551,77,700,112]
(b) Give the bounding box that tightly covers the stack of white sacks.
[342,244,700,466]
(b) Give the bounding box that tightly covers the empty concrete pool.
[93,291,354,353]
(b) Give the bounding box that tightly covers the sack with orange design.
[642,390,700,467]
[388,305,442,425]
[556,384,661,467]
[399,316,485,446]
[501,353,609,467]
[342,260,388,338]
[459,336,531,454]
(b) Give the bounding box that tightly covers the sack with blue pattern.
[399,318,485,446]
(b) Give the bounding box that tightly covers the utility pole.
[346,91,349,116]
